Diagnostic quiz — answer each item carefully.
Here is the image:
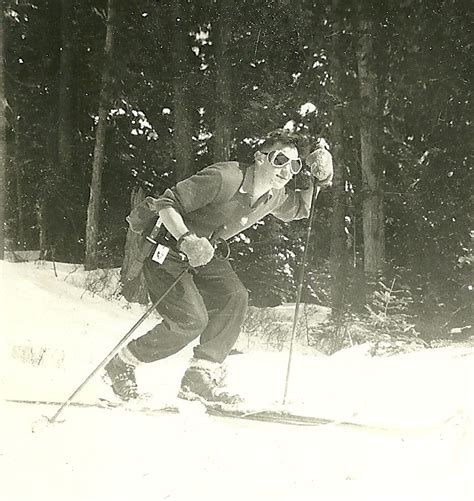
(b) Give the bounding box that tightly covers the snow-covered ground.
[1,260,473,501]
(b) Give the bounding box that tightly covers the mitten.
[306,139,334,189]
[179,233,215,267]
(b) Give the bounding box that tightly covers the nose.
[280,164,292,178]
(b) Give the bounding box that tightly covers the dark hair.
[260,129,311,158]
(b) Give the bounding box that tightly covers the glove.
[305,139,334,189]
[178,233,215,267]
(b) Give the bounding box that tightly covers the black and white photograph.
[0,1,472,500]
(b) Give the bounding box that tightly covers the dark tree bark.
[171,0,193,182]
[58,0,75,175]
[37,201,47,259]
[14,119,26,249]
[356,12,385,277]
[328,0,350,353]
[85,0,117,270]
[0,0,5,259]
[213,0,233,162]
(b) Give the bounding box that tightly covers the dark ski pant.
[127,250,248,364]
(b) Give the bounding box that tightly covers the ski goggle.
[264,150,303,174]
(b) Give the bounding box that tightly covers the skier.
[105,129,333,404]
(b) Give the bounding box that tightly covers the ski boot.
[104,354,140,401]
[178,358,242,406]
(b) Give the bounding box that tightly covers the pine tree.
[85,0,118,270]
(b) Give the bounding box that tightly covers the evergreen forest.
[0,0,471,345]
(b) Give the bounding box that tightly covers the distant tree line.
[0,0,471,339]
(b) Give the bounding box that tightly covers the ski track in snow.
[1,261,473,501]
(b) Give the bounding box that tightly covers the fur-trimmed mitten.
[178,233,215,267]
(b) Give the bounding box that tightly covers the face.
[257,142,301,189]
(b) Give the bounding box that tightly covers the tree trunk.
[0,0,5,259]
[328,0,350,353]
[14,121,26,249]
[37,201,47,259]
[356,13,385,277]
[85,0,117,270]
[120,187,149,304]
[213,0,233,162]
[58,0,75,175]
[171,0,193,182]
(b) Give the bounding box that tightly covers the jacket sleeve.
[151,165,224,215]
[270,186,314,222]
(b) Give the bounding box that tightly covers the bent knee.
[169,309,208,339]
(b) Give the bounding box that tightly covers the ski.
[5,397,458,432]
[6,397,180,415]
[7,397,337,426]
[5,396,366,427]
[98,397,354,427]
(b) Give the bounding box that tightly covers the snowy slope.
[1,261,473,501]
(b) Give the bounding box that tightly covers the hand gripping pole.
[47,226,229,424]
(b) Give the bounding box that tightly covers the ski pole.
[282,185,321,405]
[47,265,190,425]
[282,142,333,405]
[46,226,228,425]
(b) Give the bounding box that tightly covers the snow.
[1,260,474,501]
